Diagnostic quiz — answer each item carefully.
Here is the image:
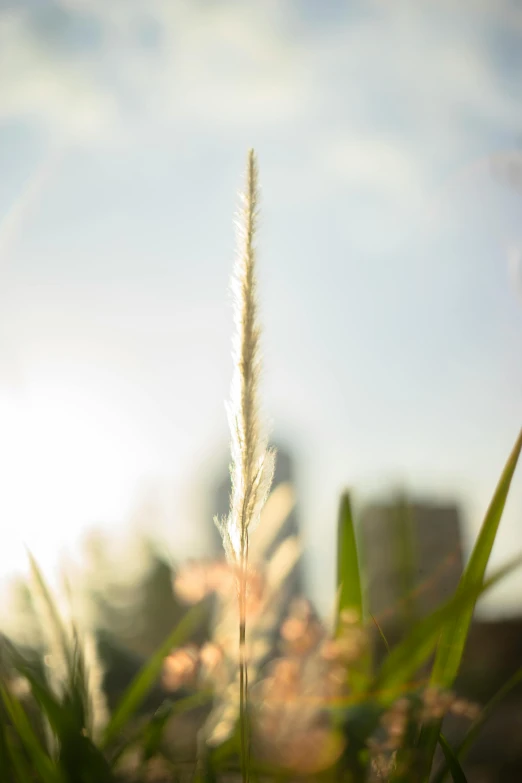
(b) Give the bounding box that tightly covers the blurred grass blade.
[336,492,363,628]
[370,613,390,654]
[102,602,206,748]
[16,656,113,782]
[432,665,522,783]
[431,428,522,688]
[24,557,99,745]
[0,710,14,781]
[6,731,35,783]
[61,732,115,783]
[0,683,62,783]
[438,733,468,783]
[373,551,522,696]
[142,699,188,762]
[110,690,214,766]
[19,666,65,737]
[67,626,93,734]
[418,429,522,780]
[336,492,370,691]
[7,746,34,783]
[143,690,213,761]
[27,552,72,677]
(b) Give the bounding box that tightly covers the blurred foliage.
[0,426,520,781]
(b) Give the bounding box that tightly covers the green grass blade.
[0,683,63,783]
[66,626,93,734]
[101,601,206,748]
[373,552,522,697]
[6,734,35,783]
[431,428,522,688]
[11,645,84,761]
[0,708,14,782]
[336,492,363,628]
[21,560,97,742]
[438,733,468,783]
[7,749,33,782]
[336,492,370,691]
[432,665,522,783]
[0,681,35,782]
[417,429,522,780]
[12,655,114,782]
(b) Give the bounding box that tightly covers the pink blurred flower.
[162,645,199,691]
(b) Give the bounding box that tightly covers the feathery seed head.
[215,150,275,563]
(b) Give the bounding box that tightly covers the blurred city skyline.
[0,0,522,617]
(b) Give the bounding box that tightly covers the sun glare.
[0,378,146,582]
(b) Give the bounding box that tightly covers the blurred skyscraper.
[359,498,464,643]
[211,442,304,600]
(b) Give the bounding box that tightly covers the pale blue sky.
[0,0,522,616]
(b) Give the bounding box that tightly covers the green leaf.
[373,552,522,698]
[101,601,206,748]
[336,492,363,628]
[431,428,522,688]
[438,733,468,783]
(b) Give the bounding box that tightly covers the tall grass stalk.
[214,150,275,783]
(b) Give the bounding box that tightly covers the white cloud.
[1,0,522,238]
[323,135,421,194]
[0,8,117,142]
[1,0,517,144]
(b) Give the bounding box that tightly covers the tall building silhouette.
[359,498,463,642]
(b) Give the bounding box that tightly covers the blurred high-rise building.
[359,498,464,643]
